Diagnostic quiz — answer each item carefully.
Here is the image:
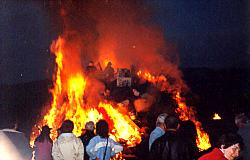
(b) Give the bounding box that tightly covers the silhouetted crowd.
[0,118,123,160]
[0,113,249,160]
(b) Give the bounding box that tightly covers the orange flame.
[137,71,167,82]
[137,70,211,151]
[213,113,221,120]
[30,36,141,147]
[137,70,169,92]
[174,92,211,151]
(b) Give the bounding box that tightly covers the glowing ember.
[213,113,222,120]
[30,36,141,147]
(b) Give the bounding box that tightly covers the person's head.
[104,89,111,97]
[61,120,74,133]
[235,113,249,128]
[96,119,109,138]
[156,113,168,127]
[164,115,180,130]
[41,125,51,135]
[218,133,244,160]
[107,62,112,67]
[179,120,197,141]
[37,125,51,142]
[85,121,95,132]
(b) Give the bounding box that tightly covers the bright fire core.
[30,36,141,147]
[31,36,211,152]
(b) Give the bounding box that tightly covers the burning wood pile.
[30,1,211,158]
[30,37,141,148]
[30,36,210,152]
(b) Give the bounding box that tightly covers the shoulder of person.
[76,137,83,143]
[108,137,120,145]
[88,135,100,143]
[0,129,22,133]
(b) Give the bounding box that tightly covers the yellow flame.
[174,92,211,151]
[213,113,221,120]
[103,59,111,67]
[137,70,167,84]
[30,36,141,149]
[98,102,141,146]
[137,70,211,151]
[67,74,86,102]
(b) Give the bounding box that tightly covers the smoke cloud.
[51,0,187,94]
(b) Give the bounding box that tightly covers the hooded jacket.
[52,133,84,160]
[86,135,123,160]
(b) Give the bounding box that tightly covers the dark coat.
[149,130,195,160]
[79,131,95,160]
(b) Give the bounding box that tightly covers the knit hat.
[85,121,95,131]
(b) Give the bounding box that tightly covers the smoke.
[85,77,105,106]
[134,93,156,112]
[53,0,187,92]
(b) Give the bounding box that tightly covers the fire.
[103,59,112,67]
[31,34,210,155]
[30,36,141,147]
[137,70,211,151]
[98,44,118,69]
[137,70,169,92]
[174,92,211,151]
[213,113,221,120]
[98,102,141,146]
[137,70,163,84]
[67,74,86,99]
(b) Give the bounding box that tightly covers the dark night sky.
[0,0,249,84]
[149,0,249,68]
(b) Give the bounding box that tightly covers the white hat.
[156,113,168,124]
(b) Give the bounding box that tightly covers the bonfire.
[30,1,211,158]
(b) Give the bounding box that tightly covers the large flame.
[31,35,211,153]
[174,92,211,151]
[30,36,141,147]
[137,71,211,151]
